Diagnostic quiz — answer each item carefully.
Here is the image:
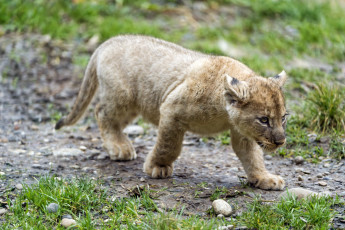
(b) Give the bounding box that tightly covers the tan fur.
[56,35,288,190]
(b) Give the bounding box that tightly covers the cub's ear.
[223,74,249,106]
[270,70,287,87]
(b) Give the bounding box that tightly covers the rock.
[218,225,234,230]
[96,153,108,160]
[217,214,224,218]
[264,154,272,160]
[32,164,43,169]
[278,188,318,200]
[323,163,331,168]
[123,125,144,136]
[15,183,23,190]
[61,218,77,227]
[295,168,304,173]
[297,175,304,181]
[140,177,146,182]
[79,146,87,151]
[318,181,327,186]
[0,208,7,215]
[53,148,83,157]
[10,149,26,155]
[212,199,233,217]
[62,214,73,219]
[294,156,304,164]
[46,203,59,213]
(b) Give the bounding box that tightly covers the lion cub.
[56,35,288,190]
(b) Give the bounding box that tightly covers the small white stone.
[16,183,23,190]
[61,218,77,227]
[0,208,7,215]
[140,177,146,182]
[212,199,233,217]
[0,172,5,176]
[79,146,87,151]
[123,125,144,136]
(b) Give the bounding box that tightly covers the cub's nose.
[274,139,286,146]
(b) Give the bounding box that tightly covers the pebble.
[278,188,318,200]
[32,164,43,169]
[62,214,73,219]
[140,177,146,182]
[53,148,83,157]
[318,181,327,186]
[324,163,331,168]
[297,175,304,181]
[123,125,144,136]
[294,156,304,164]
[15,183,23,190]
[217,214,224,218]
[46,203,59,213]
[212,199,233,217]
[10,149,26,155]
[61,218,77,227]
[264,154,272,160]
[295,168,303,173]
[0,208,7,215]
[316,173,323,178]
[218,225,234,230]
[279,187,333,200]
[0,172,5,176]
[79,146,87,151]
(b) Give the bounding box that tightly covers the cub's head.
[224,71,288,152]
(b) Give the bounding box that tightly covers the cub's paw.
[103,142,137,161]
[143,161,173,178]
[248,173,285,190]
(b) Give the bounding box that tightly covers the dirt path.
[1,33,344,226]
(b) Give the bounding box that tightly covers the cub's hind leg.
[95,102,137,161]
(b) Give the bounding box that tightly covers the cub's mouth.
[256,141,280,152]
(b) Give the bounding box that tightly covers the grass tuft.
[306,83,345,133]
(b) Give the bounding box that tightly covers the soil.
[0,33,344,228]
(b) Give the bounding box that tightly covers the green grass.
[238,194,341,229]
[305,83,345,133]
[1,176,340,229]
[1,176,230,229]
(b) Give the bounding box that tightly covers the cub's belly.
[186,118,230,135]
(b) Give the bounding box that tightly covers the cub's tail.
[55,51,98,130]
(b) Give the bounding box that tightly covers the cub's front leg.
[143,115,186,178]
[230,128,285,190]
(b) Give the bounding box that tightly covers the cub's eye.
[282,114,289,123]
[258,117,269,124]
